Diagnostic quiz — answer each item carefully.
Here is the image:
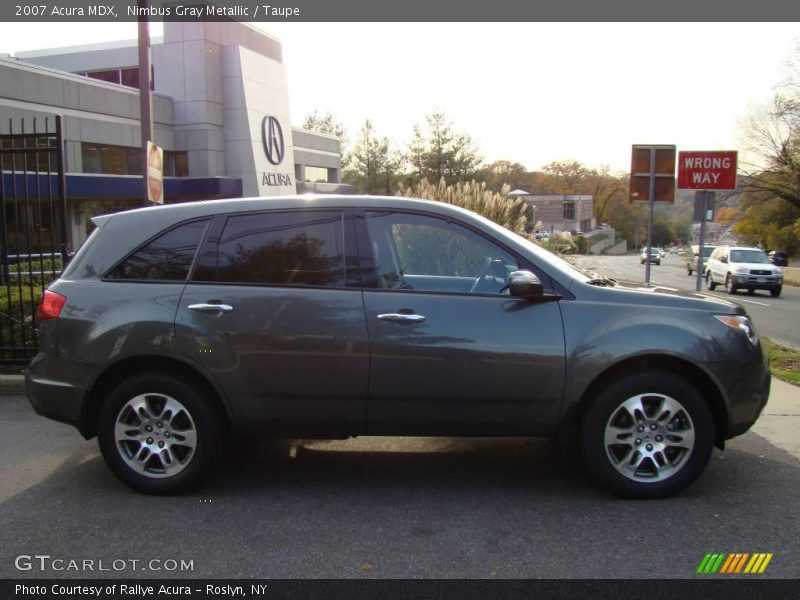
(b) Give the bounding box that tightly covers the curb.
[0,374,25,395]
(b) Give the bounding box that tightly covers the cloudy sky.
[1,21,797,173]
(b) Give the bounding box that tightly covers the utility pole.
[137,0,153,207]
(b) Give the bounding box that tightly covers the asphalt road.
[2,395,799,579]
[575,253,800,350]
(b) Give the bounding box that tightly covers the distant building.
[515,193,595,234]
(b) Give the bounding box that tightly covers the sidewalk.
[752,378,800,459]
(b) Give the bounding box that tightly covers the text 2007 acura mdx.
[27,196,770,498]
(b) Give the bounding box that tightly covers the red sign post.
[677,151,738,190]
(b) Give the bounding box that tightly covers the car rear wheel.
[580,371,714,499]
[771,286,782,298]
[706,272,717,291]
[98,373,220,494]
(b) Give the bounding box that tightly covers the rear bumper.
[25,353,95,438]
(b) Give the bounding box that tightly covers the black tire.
[97,373,221,494]
[580,371,714,499]
[687,267,693,276]
[706,272,717,291]
[725,274,737,295]
[771,286,782,298]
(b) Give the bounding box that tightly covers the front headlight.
[733,266,748,275]
[715,314,758,346]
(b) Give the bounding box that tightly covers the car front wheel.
[98,373,220,494]
[771,286,782,297]
[725,274,738,295]
[706,273,717,291]
[580,371,714,499]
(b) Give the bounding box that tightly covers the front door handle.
[377,312,426,323]
[188,303,234,315]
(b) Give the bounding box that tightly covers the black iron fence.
[0,115,69,363]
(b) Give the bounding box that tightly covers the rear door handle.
[377,313,426,323]
[188,303,234,315]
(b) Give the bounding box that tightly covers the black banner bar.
[1,0,800,22]
[3,579,800,600]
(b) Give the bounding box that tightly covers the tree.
[343,119,403,194]
[396,178,530,235]
[733,189,800,255]
[735,42,800,254]
[477,160,530,192]
[406,110,483,185]
[302,110,346,139]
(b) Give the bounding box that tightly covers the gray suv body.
[27,196,771,498]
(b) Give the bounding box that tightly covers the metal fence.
[0,115,69,363]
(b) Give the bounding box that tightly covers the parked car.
[768,250,789,267]
[687,245,717,277]
[27,196,770,498]
[706,246,783,297]
[640,247,662,265]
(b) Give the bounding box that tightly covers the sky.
[1,21,798,173]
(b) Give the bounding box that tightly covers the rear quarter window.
[106,219,209,281]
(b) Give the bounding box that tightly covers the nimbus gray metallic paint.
[26,195,769,445]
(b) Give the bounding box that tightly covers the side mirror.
[720,256,728,264]
[508,270,544,300]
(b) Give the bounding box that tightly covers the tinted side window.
[211,210,346,286]
[107,219,208,281]
[364,211,519,294]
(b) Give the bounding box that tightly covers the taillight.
[37,290,67,320]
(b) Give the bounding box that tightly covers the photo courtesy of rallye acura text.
[26,196,770,498]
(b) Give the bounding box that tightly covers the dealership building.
[0,18,349,247]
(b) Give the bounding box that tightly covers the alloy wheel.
[603,393,695,482]
[113,393,198,478]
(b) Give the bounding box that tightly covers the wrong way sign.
[677,151,737,190]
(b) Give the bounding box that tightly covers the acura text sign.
[678,151,738,190]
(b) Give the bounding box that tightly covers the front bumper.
[732,274,782,290]
[723,348,772,439]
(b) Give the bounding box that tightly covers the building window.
[303,166,330,183]
[82,144,187,177]
[0,134,57,172]
[164,151,189,177]
[77,66,154,90]
[85,69,120,84]
[563,201,575,220]
[81,143,140,175]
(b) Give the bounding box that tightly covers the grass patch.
[763,337,800,387]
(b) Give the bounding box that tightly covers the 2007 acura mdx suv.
[26,196,771,498]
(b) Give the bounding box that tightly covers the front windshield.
[731,249,769,264]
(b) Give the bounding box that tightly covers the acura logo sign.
[262,115,285,165]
